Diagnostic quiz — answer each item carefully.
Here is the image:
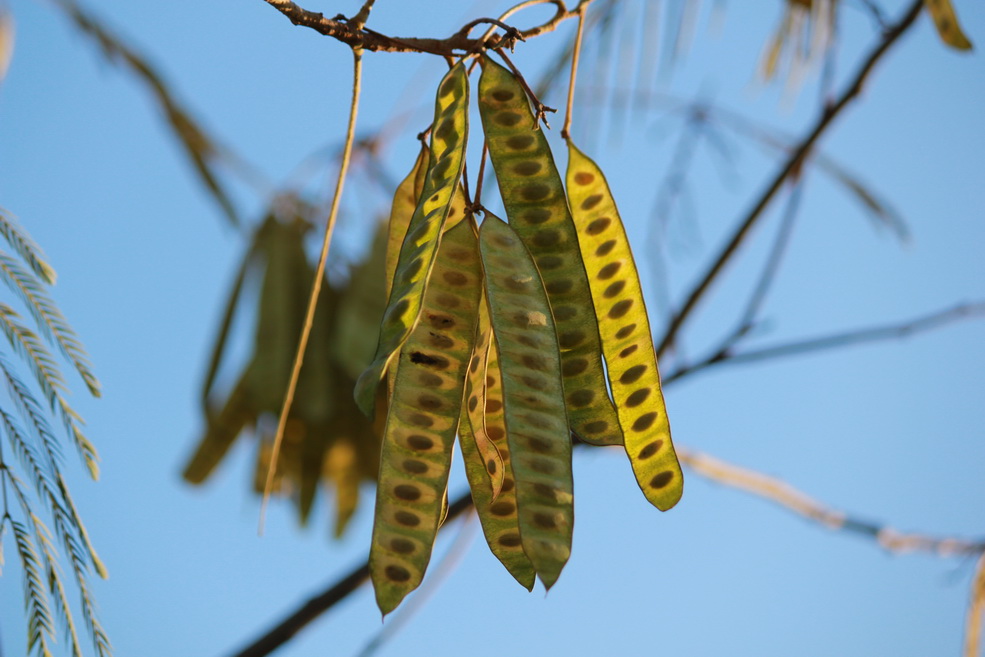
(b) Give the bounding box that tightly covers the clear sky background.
[1,1,983,656]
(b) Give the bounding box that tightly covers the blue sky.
[1,1,983,656]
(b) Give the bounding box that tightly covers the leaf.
[924,0,973,50]
[10,518,55,657]
[566,142,684,511]
[355,63,470,416]
[369,216,482,615]
[478,55,622,447]
[479,213,573,590]
[0,208,56,285]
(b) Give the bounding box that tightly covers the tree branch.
[654,0,925,359]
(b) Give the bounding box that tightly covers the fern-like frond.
[9,516,56,657]
[0,304,68,408]
[1,359,63,470]
[0,207,57,284]
[33,513,85,657]
[0,251,100,397]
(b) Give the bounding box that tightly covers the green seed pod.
[385,144,430,300]
[477,56,622,448]
[463,290,505,497]
[369,216,482,615]
[355,63,470,416]
[479,213,573,590]
[566,141,683,511]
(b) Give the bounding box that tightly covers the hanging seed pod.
[355,63,470,416]
[369,216,482,615]
[183,364,257,484]
[462,291,505,498]
[479,213,573,590]
[924,0,972,50]
[477,56,622,448]
[566,142,683,511]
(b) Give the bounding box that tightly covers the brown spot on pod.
[546,279,574,295]
[619,344,638,359]
[490,500,515,516]
[553,305,578,321]
[583,420,608,434]
[418,394,443,411]
[574,172,595,185]
[558,330,587,349]
[417,371,444,387]
[533,483,557,499]
[442,271,468,286]
[498,532,522,547]
[521,184,552,202]
[427,314,456,329]
[620,364,647,384]
[603,280,625,298]
[586,217,612,235]
[406,434,435,450]
[568,389,595,407]
[394,511,420,527]
[638,440,663,460]
[561,357,588,376]
[513,161,543,176]
[390,538,415,554]
[536,255,563,270]
[495,111,523,127]
[487,426,505,441]
[530,458,556,475]
[491,88,515,102]
[402,459,428,474]
[523,208,553,224]
[649,471,674,489]
[527,436,554,453]
[505,134,535,150]
[385,565,412,582]
[615,324,637,340]
[522,354,549,371]
[428,333,454,349]
[501,477,515,492]
[486,459,497,474]
[485,399,503,413]
[393,484,422,502]
[409,351,450,369]
[632,412,658,432]
[625,388,650,407]
[581,194,604,210]
[533,512,557,529]
[596,240,617,257]
[597,262,622,280]
[468,396,479,412]
[436,293,460,309]
[407,414,434,429]
[608,299,634,319]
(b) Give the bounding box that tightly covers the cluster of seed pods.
[361,56,682,615]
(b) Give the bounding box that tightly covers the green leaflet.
[924,0,973,50]
[385,144,430,300]
[566,142,683,511]
[477,56,622,447]
[369,217,482,616]
[355,63,470,416]
[479,213,573,590]
[463,290,505,498]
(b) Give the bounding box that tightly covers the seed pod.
[355,63,470,416]
[369,216,482,615]
[566,142,683,511]
[479,213,573,590]
[477,56,622,448]
[924,0,972,50]
[385,144,430,300]
[463,291,505,498]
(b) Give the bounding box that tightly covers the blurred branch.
[663,301,985,384]
[655,0,924,359]
[966,550,985,657]
[678,446,985,557]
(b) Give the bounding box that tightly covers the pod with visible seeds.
[355,63,470,416]
[463,290,505,498]
[385,144,430,300]
[369,216,482,615]
[479,213,573,590]
[566,141,683,511]
[477,56,622,448]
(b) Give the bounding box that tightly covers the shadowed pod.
[369,216,482,616]
[355,63,470,416]
[479,213,574,591]
[566,142,683,511]
[477,54,622,448]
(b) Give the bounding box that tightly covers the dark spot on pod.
[486,399,503,413]
[448,207,458,218]
[619,344,638,359]
[490,500,515,516]
[521,184,552,202]
[568,389,595,407]
[595,240,617,257]
[625,388,650,407]
[581,194,604,210]
[390,538,415,554]
[553,305,577,321]
[533,483,557,499]
[558,330,586,349]
[498,532,522,547]
[574,172,595,185]
[385,565,412,582]
[394,511,420,527]
[431,157,452,181]
[469,356,480,373]
[447,248,471,262]
[620,364,647,384]
[407,434,435,450]
[522,375,548,391]
[527,436,553,453]
[586,217,612,235]
[442,271,468,286]
[439,75,460,97]
[608,299,634,319]
[649,471,674,489]
[468,396,479,412]
[536,255,563,270]
[518,335,541,348]
[603,280,626,298]
[495,111,523,127]
[493,233,516,247]
[486,375,496,387]
[407,414,434,429]
[435,118,455,140]
[417,371,443,387]
[632,412,658,432]
[546,279,574,295]
[409,351,450,369]
[491,88,515,102]
[598,262,622,280]
[399,257,424,283]
[428,332,454,349]
[428,314,456,329]
[430,194,440,203]
[530,458,556,475]
[561,357,588,376]
[638,440,663,460]
[505,134,535,150]
[513,161,542,176]
[523,208,553,224]
[533,512,557,529]
[522,354,548,371]
[418,394,443,411]
[385,298,411,323]
[486,459,497,474]
[487,426,505,441]
[402,459,428,474]
[436,293,460,309]
[501,477,515,492]
[521,413,553,430]
[615,323,637,340]
[394,484,422,501]
[583,420,608,434]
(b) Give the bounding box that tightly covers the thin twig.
[494,48,557,127]
[258,48,364,533]
[561,4,587,140]
[655,0,925,359]
[473,141,489,210]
